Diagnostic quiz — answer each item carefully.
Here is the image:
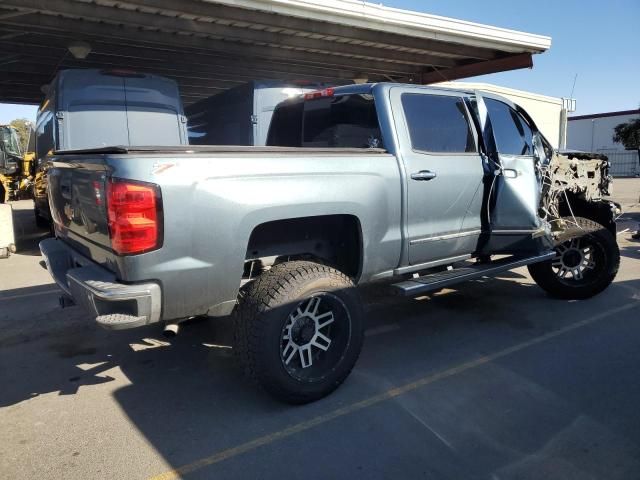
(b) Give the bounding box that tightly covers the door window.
[401,93,476,153]
[35,110,55,162]
[485,98,534,156]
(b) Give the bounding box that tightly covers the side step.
[392,252,555,297]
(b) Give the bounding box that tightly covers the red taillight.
[303,88,334,100]
[106,179,162,255]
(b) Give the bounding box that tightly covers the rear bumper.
[39,238,161,329]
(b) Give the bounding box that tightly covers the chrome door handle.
[411,170,437,181]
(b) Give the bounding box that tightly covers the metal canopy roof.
[0,0,551,105]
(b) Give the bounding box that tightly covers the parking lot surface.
[1,179,639,480]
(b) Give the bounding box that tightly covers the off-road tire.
[528,217,619,299]
[233,260,364,404]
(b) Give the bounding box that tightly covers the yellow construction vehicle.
[0,123,35,203]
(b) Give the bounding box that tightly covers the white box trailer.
[0,203,16,258]
[436,81,567,149]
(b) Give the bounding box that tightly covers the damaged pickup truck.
[40,83,619,403]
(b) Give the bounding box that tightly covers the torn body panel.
[547,152,611,201]
[540,152,618,237]
[480,150,617,255]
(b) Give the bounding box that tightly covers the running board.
[392,252,555,297]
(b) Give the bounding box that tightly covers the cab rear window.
[267,94,383,149]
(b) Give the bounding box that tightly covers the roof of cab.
[311,82,475,97]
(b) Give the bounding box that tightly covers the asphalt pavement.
[1,179,639,480]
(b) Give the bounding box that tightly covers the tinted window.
[0,126,21,156]
[302,94,381,148]
[267,101,303,147]
[485,98,533,156]
[35,110,55,162]
[401,93,476,153]
[267,94,382,149]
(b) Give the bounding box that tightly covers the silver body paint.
[42,83,613,324]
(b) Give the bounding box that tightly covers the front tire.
[233,261,364,404]
[528,217,619,299]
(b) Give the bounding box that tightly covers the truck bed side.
[48,147,402,320]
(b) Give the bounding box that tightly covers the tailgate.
[48,155,113,261]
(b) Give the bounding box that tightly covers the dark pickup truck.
[33,69,188,227]
[40,83,619,403]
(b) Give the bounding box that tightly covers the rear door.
[390,87,484,265]
[61,73,129,150]
[124,76,186,146]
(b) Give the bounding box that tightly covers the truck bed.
[46,143,401,321]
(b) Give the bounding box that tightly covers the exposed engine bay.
[539,151,618,238]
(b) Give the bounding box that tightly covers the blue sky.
[384,0,639,114]
[1,0,638,124]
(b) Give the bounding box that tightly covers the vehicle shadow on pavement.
[116,276,640,479]
[4,274,639,479]
[620,244,640,260]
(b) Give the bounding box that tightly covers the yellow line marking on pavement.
[0,289,59,301]
[149,301,639,480]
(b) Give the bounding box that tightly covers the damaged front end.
[540,151,620,239]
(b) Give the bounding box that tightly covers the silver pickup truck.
[40,83,620,403]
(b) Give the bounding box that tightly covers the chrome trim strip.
[410,229,481,245]
[490,229,539,234]
[394,254,472,275]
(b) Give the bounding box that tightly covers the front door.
[475,93,545,252]
[390,87,485,265]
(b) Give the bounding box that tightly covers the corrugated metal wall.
[605,150,640,177]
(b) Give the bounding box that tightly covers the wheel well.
[558,194,617,236]
[244,215,362,280]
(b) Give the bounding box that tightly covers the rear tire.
[528,217,619,299]
[233,260,364,404]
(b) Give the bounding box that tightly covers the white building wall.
[567,111,640,152]
[567,110,640,176]
[436,81,564,148]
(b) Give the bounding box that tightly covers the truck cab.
[268,83,561,264]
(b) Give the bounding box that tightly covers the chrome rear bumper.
[39,238,161,329]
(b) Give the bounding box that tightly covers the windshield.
[0,126,22,156]
[267,94,383,149]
